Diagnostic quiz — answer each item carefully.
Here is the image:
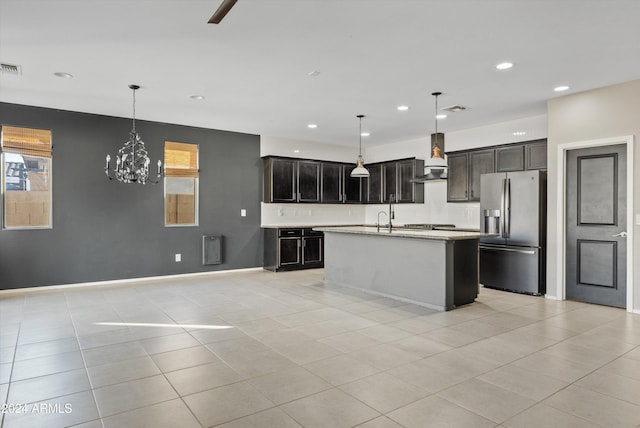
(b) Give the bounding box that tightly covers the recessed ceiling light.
[496,62,514,70]
[307,123,318,129]
[308,70,320,77]
[360,132,370,137]
[190,95,205,100]
[397,105,409,111]
[293,149,300,153]
[513,131,527,136]
[53,72,73,78]
[554,85,570,92]
[436,114,447,119]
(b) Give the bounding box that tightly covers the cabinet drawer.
[303,228,323,237]
[279,228,302,237]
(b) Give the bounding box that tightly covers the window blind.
[1,126,52,158]
[164,141,198,178]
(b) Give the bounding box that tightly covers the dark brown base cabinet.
[263,228,324,271]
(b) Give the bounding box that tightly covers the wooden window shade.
[165,141,198,178]
[1,126,52,158]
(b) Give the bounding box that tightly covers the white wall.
[260,135,356,163]
[260,115,547,229]
[547,80,639,312]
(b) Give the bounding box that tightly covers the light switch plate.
[636,214,640,225]
[241,209,247,217]
[175,253,181,262]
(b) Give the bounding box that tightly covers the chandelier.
[105,84,162,184]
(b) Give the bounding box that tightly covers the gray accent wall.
[0,102,263,290]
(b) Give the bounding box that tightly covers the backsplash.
[261,202,366,226]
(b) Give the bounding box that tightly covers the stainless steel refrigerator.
[479,170,546,295]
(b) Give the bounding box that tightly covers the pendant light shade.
[424,92,448,170]
[351,115,370,178]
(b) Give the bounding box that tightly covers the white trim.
[555,135,635,312]
[0,267,264,295]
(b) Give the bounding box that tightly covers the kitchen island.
[314,226,487,311]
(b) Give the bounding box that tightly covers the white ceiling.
[1,0,640,148]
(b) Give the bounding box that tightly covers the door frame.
[555,135,635,312]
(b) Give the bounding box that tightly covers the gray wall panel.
[0,102,263,289]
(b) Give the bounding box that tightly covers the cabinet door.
[397,159,420,203]
[525,141,547,170]
[279,237,301,266]
[496,145,524,172]
[367,164,383,203]
[271,158,297,202]
[447,153,469,202]
[468,150,495,201]
[298,161,320,202]
[343,165,363,203]
[383,162,397,203]
[321,163,342,203]
[302,236,323,266]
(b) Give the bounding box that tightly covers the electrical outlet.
[175,253,181,262]
[241,209,247,217]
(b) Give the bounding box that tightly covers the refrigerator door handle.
[480,245,536,255]
[500,178,507,238]
[504,178,511,238]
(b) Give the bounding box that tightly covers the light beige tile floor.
[1,268,640,427]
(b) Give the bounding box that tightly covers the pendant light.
[350,114,370,178]
[425,91,447,169]
[105,84,162,184]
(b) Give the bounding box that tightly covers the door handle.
[612,231,628,238]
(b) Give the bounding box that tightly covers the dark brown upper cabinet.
[342,166,364,203]
[525,140,548,170]
[397,158,425,203]
[366,164,383,204]
[265,157,297,202]
[321,162,343,203]
[446,153,469,202]
[297,161,321,202]
[264,156,424,204]
[496,145,525,172]
[446,139,547,202]
[468,149,495,201]
[383,162,397,203]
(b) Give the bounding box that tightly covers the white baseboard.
[0,267,264,295]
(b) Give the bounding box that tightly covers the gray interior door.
[566,144,627,308]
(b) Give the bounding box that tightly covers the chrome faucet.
[376,211,387,232]
[388,194,395,232]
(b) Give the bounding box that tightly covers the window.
[1,126,52,229]
[164,141,198,226]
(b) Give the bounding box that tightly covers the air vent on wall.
[441,104,467,112]
[0,63,22,75]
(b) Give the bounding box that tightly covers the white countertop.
[314,226,491,241]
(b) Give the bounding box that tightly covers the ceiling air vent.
[442,104,467,112]
[0,63,22,75]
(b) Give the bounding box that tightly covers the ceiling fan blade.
[208,0,238,24]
